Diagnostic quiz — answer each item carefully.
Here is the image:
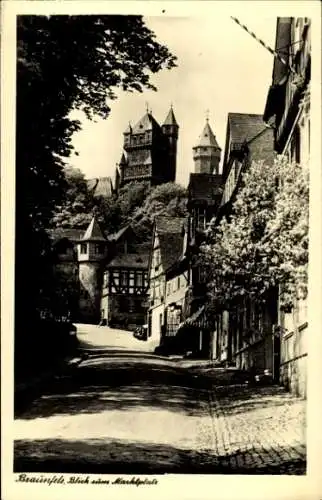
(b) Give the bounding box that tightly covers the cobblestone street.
[14,331,306,475]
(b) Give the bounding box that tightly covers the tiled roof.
[107,253,149,269]
[194,121,220,149]
[132,112,161,134]
[107,225,131,242]
[188,173,223,202]
[155,216,186,234]
[82,216,106,242]
[228,113,266,144]
[163,107,178,126]
[159,232,184,272]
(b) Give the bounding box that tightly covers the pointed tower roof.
[81,216,106,242]
[163,106,178,126]
[194,120,221,149]
[124,122,132,134]
[132,112,160,134]
[119,152,127,165]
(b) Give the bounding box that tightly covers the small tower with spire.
[193,117,221,174]
[76,216,107,323]
[162,105,179,182]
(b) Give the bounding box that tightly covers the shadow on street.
[14,437,306,475]
[14,354,306,475]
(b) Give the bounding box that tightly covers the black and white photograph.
[1,1,321,498]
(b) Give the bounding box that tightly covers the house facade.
[100,227,149,330]
[210,18,310,397]
[213,113,276,372]
[147,216,186,347]
[50,219,151,329]
[263,17,310,396]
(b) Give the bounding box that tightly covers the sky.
[70,15,277,187]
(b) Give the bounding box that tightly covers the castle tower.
[161,105,179,182]
[193,119,221,174]
[119,107,178,187]
[76,216,107,323]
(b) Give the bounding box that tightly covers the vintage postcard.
[1,1,321,499]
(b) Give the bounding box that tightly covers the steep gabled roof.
[155,216,185,234]
[107,225,132,243]
[132,112,161,134]
[194,121,220,149]
[158,232,184,272]
[223,113,269,179]
[228,113,266,144]
[188,173,223,202]
[163,106,178,126]
[82,216,106,242]
[106,252,149,269]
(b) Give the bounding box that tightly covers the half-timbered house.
[147,216,186,345]
[100,226,149,330]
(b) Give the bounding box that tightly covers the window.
[177,276,180,289]
[121,271,128,286]
[167,282,171,295]
[103,272,109,287]
[113,271,119,286]
[198,266,207,283]
[154,250,160,269]
[80,243,87,254]
[136,272,143,287]
[129,271,135,287]
[155,280,160,298]
[291,126,301,164]
[197,209,206,231]
[95,243,105,254]
[128,271,135,294]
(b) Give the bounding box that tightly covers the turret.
[193,119,221,174]
[162,105,179,139]
[76,216,107,323]
[162,105,179,182]
[123,122,132,148]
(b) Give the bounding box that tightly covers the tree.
[132,182,188,238]
[16,15,177,354]
[201,157,309,312]
[51,166,94,228]
[51,177,188,242]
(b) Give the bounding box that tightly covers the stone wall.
[235,332,274,374]
[78,262,102,323]
[279,298,308,398]
[280,325,307,398]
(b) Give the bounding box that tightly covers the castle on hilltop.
[115,106,179,191]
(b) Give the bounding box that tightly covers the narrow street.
[14,325,306,475]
